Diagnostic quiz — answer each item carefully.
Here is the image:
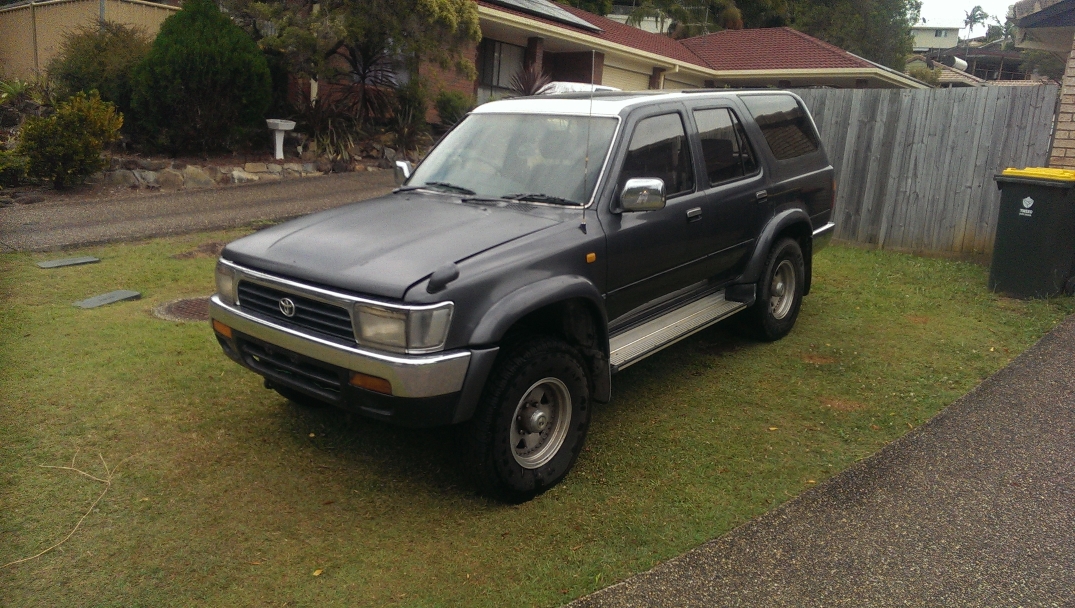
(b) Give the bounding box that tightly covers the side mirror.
[620,178,666,212]
[394,160,414,185]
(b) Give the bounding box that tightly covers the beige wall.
[0,0,177,80]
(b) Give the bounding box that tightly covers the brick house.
[1012,0,1075,168]
[419,0,924,112]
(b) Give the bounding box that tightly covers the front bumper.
[210,295,471,399]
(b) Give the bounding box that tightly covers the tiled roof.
[477,1,709,68]
[479,3,883,74]
[680,27,874,70]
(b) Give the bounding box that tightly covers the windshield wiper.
[421,181,476,195]
[504,193,581,206]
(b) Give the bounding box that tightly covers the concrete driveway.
[0,170,395,252]
[569,313,1075,607]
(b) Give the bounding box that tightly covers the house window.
[935,30,949,38]
[478,39,525,92]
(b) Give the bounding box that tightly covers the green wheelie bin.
[990,167,1075,299]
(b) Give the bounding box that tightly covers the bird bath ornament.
[266,119,296,160]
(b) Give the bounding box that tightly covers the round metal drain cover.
[154,297,211,322]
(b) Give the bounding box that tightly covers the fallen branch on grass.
[1,453,120,569]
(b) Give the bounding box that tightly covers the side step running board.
[609,290,747,372]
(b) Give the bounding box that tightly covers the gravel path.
[0,171,395,252]
[569,313,1075,607]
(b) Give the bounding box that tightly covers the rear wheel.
[748,238,805,341]
[467,336,591,503]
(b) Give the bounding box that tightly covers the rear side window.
[740,95,820,161]
[694,108,757,186]
[618,113,695,197]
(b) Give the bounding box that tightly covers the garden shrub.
[434,90,473,127]
[17,92,121,188]
[0,149,26,188]
[48,21,151,116]
[392,82,431,160]
[131,0,271,154]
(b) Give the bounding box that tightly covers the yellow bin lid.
[1001,167,1075,181]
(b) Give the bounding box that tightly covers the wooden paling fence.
[794,86,1058,255]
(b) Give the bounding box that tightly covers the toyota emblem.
[278,297,297,317]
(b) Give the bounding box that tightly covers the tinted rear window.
[740,95,820,160]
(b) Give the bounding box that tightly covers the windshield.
[408,113,618,205]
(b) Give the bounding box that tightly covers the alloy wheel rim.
[769,259,796,320]
[510,377,572,469]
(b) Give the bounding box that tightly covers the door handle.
[756,190,768,201]
[686,207,702,222]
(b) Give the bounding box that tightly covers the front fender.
[738,208,812,286]
[469,275,607,346]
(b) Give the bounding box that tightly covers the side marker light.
[212,320,233,338]
[350,372,392,395]
[586,252,596,263]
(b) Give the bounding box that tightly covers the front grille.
[238,339,343,401]
[237,281,355,343]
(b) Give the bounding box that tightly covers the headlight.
[354,302,453,353]
[215,261,238,305]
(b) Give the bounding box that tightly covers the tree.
[47,21,151,117]
[225,0,480,125]
[1021,50,1066,81]
[788,0,921,70]
[131,0,272,153]
[963,5,989,40]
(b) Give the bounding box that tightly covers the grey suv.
[210,90,835,501]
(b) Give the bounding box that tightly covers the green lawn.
[1,233,1072,607]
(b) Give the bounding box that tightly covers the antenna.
[581,49,595,234]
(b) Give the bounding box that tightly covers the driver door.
[603,110,710,322]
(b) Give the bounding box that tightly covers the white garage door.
[602,65,650,91]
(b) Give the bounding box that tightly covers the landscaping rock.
[283,169,302,179]
[316,158,332,173]
[109,157,122,170]
[245,162,268,173]
[107,169,138,187]
[203,166,228,183]
[383,147,398,161]
[231,169,260,183]
[122,159,141,170]
[133,170,159,187]
[301,148,318,161]
[182,166,215,189]
[158,168,184,190]
[331,159,350,173]
[302,163,317,173]
[260,173,282,181]
[0,197,14,207]
[377,157,394,169]
[266,163,282,174]
[138,158,169,171]
[366,166,380,172]
[283,163,302,173]
[172,161,187,170]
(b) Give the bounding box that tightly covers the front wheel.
[466,337,592,503]
[747,237,805,341]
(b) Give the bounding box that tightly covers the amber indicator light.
[212,320,233,338]
[350,372,393,395]
[586,252,596,263]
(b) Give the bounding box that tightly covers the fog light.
[350,372,392,395]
